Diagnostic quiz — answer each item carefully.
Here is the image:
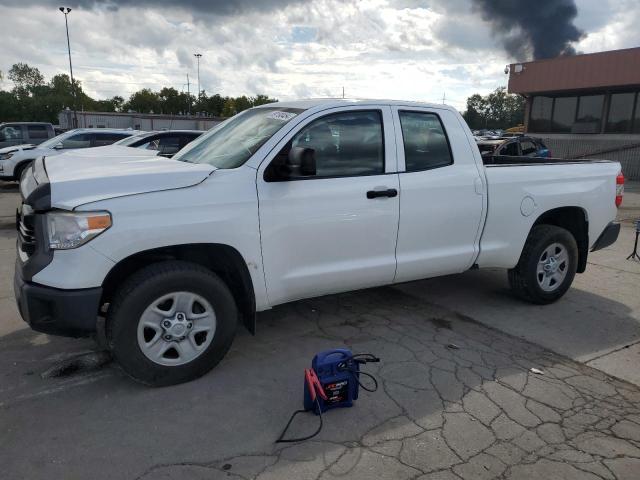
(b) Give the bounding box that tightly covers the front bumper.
[14,263,102,337]
[591,222,621,252]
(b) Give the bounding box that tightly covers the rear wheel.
[508,225,578,304]
[107,261,237,386]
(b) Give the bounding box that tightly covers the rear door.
[257,106,400,306]
[392,107,485,282]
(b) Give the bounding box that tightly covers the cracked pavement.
[3,286,640,480]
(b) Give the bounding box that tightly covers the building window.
[529,96,553,132]
[606,92,636,133]
[575,95,604,133]
[551,96,577,133]
[633,96,640,134]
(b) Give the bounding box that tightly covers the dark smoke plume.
[471,0,584,59]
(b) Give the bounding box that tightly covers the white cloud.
[0,0,637,111]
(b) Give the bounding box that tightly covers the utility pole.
[442,92,446,104]
[186,73,191,116]
[342,86,344,99]
[59,7,78,128]
[194,53,202,103]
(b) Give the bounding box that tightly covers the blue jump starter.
[304,348,360,414]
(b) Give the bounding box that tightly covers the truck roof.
[0,121,53,126]
[254,98,458,113]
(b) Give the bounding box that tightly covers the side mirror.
[53,143,64,150]
[287,147,316,177]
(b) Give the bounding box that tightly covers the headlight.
[46,211,112,249]
[0,152,14,160]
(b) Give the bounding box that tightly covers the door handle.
[367,188,398,199]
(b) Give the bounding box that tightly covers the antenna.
[442,92,446,104]
[342,86,345,99]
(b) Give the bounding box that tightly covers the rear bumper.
[591,222,620,252]
[14,263,102,337]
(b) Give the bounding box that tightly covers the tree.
[8,63,44,94]
[221,98,236,117]
[462,87,524,130]
[0,63,279,122]
[123,88,160,113]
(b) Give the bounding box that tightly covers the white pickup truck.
[14,100,624,386]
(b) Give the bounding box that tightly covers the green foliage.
[0,62,278,123]
[462,87,524,130]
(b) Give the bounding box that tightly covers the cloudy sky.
[0,0,638,110]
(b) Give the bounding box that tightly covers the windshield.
[39,130,81,148]
[115,132,152,146]
[173,107,305,168]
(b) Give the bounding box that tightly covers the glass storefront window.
[575,95,604,133]
[606,93,636,133]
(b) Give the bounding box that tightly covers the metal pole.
[194,53,202,103]
[60,7,78,129]
[186,73,191,116]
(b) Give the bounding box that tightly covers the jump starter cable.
[275,353,380,443]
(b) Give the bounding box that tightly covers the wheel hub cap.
[136,292,217,367]
[536,243,569,292]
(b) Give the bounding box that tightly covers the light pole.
[194,53,202,104]
[59,7,78,128]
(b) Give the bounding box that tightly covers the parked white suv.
[0,128,136,181]
[15,100,623,386]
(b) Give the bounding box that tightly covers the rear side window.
[398,111,452,171]
[27,125,49,139]
[94,133,130,147]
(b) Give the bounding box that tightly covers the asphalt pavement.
[1,180,639,480]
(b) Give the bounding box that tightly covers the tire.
[508,225,578,304]
[13,161,33,182]
[107,260,237,386]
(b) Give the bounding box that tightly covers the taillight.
[616,172,624,207]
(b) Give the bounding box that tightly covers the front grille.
[17,205,37,257]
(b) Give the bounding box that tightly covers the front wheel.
[508,225,578,304]
[107,261,237,386]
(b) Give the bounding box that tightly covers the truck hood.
[45,148,215,209]
[0,143,37,154]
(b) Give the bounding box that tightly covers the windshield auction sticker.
[267,111,298,121]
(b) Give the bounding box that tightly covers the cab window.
[267,110,384,180]
[398,111,452,171]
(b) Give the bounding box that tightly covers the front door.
[257,107,400,306]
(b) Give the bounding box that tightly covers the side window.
[27,125,49,139]
[156,136,182,155]
[499,141,519,156]
[180,134,201,148]
[0,126,24,141]
[520,140,537,156]
[268,110,384,180]
[94,133,129,146]
[61,133,93,149]
[398,111,452,171]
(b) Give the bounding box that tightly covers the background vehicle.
[477,135,551,159]
[0,122,55,148]
[15,100,622,386]
[115,130,203,157]
[0,128,136,181]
